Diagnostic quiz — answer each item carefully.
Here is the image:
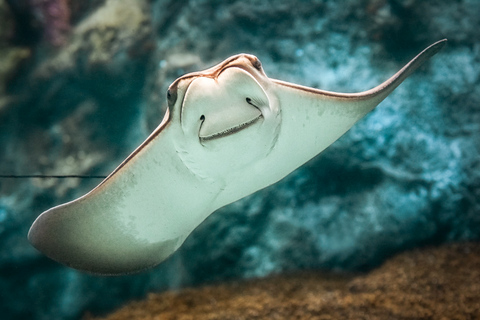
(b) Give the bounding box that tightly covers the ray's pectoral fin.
[267,39,447,173]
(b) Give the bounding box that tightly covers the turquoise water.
[0,1,478,319]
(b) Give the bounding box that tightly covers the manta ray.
[29,39,446,275]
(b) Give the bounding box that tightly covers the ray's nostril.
[246,97,258,108]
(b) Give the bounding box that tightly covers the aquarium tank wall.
[0,0,479,319]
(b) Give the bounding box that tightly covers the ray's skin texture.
[28,39,447,275]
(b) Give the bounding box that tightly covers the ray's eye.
[166,87,177,107]
[200,115,205,121]
[252,58,262,71]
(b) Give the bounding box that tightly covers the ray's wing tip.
[27,212,49,253]
[428,39,448,55]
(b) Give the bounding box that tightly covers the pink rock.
[30,0,70,46]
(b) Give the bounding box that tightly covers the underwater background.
[0,0,479,319]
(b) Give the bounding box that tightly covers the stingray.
[28,39,446,275]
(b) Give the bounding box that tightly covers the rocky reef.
[0,0,479,319]
[87,243,480,320]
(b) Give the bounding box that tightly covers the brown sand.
[87,243,480,320]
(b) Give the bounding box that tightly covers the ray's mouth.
[199,112,263,143]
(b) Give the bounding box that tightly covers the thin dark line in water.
[0,175,107,179]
